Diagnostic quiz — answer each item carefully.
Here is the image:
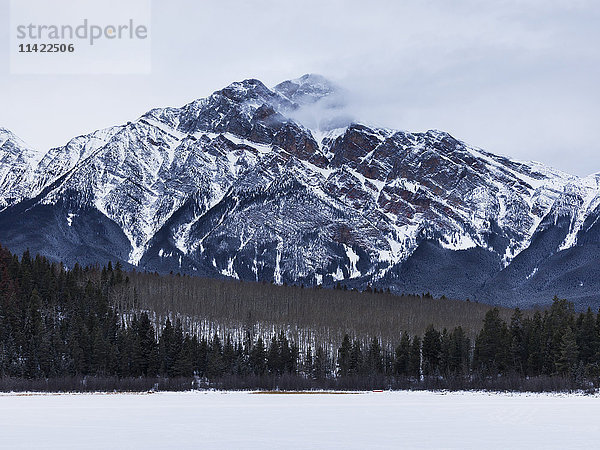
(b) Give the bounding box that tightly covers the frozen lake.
[1,390,598,449]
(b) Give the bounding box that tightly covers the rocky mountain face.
[1,74,600,309]
[0,128,45,209]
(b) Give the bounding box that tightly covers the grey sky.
[1,0,599,175]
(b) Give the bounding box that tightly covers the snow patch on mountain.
[558,175,600,251]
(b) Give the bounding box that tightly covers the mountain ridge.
[1,74,600,309]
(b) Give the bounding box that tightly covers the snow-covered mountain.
[1,75,600,308]
[0,128,45,209]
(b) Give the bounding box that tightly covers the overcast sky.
[1,0,599,175]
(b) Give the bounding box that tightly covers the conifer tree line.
[1,245,599,391]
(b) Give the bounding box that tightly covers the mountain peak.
[273,73,339,105]
[0,127,43,163]
[218,78,273,102]
[0,127,19,142]
[273,74,352,131]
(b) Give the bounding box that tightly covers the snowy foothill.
[1,390,599,449]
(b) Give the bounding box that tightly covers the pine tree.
[526,312,544,376]
[557,327,578,376]
[448,327,470,376]
[473,308,509,376]
[338,334,352,377]
[223,335,236,375]
[304,346,314,378]
[206,333,224,378]
[576,308,598,366]
[173,335,194,377]
[313,346,329,380]
[288,342,299,375]
[408,336,421,379]
[23,289,43,378]
[509,308,526,375]
[422,325,441,376]
[278,332,296,374]
[250,337,266,376]
[349,340,363,376]
[159,318,174,376]
[438,328,451,377]
[196,337,209,377]
[91,326,109,375]
[393,332,410,376]
[267,335,281,375]
[367,337,384,375]
[133,312,158,376]
[545,297,576,374]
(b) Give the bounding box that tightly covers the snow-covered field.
[1,390,598,449]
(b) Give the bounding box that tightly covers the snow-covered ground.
[1,390,598,449]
